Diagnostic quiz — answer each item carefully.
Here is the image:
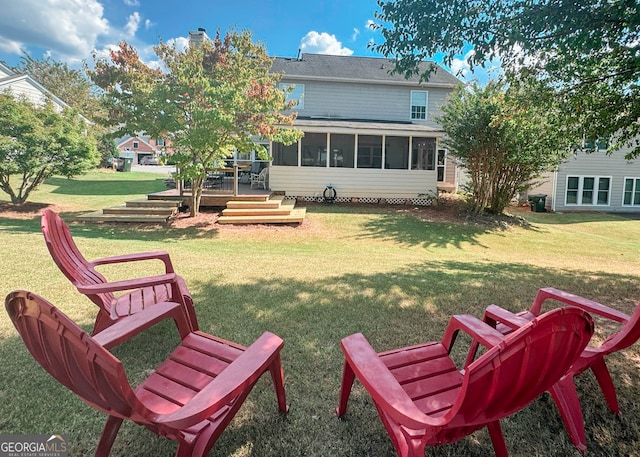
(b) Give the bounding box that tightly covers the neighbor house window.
[357,135,382,168]
[272,141,298,166]
[329,134,355,168]
[623,178,640,206]
[133,141,139,149]
[410,90,428,120]
[565,176,611,205]
[156,138,165,146]
[411,137,436,170]
[279,83,304,109]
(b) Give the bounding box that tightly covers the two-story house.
[267,53,461,204]
[528,143,640,213]
[0,61,70,111]
[116,134,171,164]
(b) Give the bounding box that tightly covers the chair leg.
[549,377,588,453]
[95,416,123,457]
[487,421,509,457]
[336,361,356,417]
[591,358,620,414]
[269,354,289,413]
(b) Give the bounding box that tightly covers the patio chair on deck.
[479,287,640,453]
[6,290,288,457]
[250,167,269,189]
[336,307,593,457]
[41,209,198,336]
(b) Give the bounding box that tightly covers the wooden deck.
[76,183,305,225]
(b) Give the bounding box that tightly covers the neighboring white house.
[527,143,640,213]
[267,53,462,203]
[0,62,70,111]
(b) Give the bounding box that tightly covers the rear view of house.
[268,54,461,204]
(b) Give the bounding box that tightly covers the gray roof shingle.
[271,53,460,87]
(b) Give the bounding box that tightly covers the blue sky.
[0,0,498,83]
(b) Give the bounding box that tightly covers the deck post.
[233,164,239,196]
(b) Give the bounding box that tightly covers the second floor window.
[410,90,427,120]
[156,138,165,147]
[279,83,305,109]
[133,141,139,149]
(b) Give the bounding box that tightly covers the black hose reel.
[323,184,337,204]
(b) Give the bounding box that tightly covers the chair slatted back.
[41,210,115,312]
[452,308,593,427]
[5,291,144,420]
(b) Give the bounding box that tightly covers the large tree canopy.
[373,0,640,157]
[0,94,99,204]
[439,81,575,214]
[89,30,302,216]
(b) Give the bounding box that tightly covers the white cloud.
[0,0,109,61]
[125,12,141,37]
[366,20,376,30]
[166,37,189,53]
[123,0,140,6]
[352,28,360,41]
[0,37,22,54]
[299,31,353,56]
[145,19,153,30]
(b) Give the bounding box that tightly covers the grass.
[1,170,639,456]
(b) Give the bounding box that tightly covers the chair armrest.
[441,314,506,353]
[92,301,191,348]
[76,273,177,294]
[90,251,175,274]
[484,304,532,330]
[532,287,629,324]
[338,333,438,430]
[154,331,285,429]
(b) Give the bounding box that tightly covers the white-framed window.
[156,138,165,147]
[565,175,611,206]
[623,177,640,206]
[410,90,428,120]
[279,83,304,109]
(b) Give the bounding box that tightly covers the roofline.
[0,74,72,110]
[289,118,446,137]
[116,135,158,151]
[276,73,460,89]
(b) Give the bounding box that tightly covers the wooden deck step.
[76,211,172,223]
[125,198,181,208]
[221,200,295,216]
[225,194,285,209]
[102,206,177,216]
[217,207,306,225]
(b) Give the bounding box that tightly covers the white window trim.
[565,175,612,206]
[622,177,640,206]
[410,90,428,120]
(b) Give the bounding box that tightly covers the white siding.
[0,78,66,111]
[270,166,437,198]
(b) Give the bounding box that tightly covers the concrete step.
[102,206,176,216]
[76,211,172,223]
[125,198,181,208]
[217,207,306,225]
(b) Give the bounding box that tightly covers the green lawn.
[1,171,639,456]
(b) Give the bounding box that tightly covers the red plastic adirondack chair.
[41,209,198,335]
[481,287,640,453]
[336,307,594,457]
[5,290,288,457]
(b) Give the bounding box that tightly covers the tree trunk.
[188,175,204,217]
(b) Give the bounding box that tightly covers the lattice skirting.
[287,196,434,206]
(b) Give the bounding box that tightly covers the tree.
[89,30,302,216]
[372,0,640,157]
[438,82,575,214]
[0,93,100,204]
[16,54,107,123]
